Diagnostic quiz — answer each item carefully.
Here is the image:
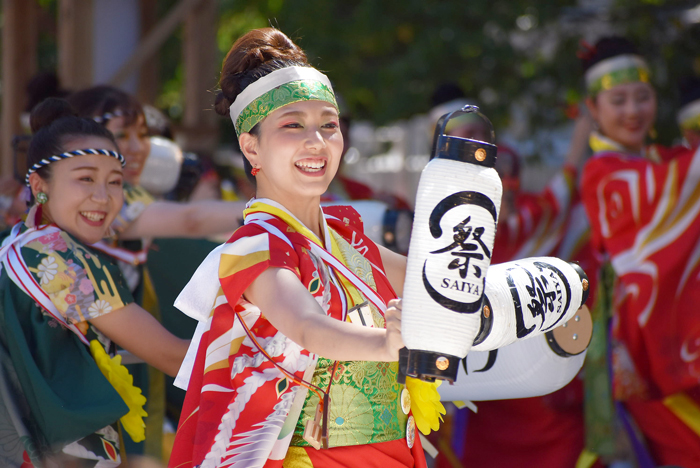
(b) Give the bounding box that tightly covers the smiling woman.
[0,98,189,468]
[169,28,432,468]
[238,100,344,221]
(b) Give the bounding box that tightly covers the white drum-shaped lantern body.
[140,136,184,196]
[438,333,586,401]
[472,257,590,352]
[402,106,502,382]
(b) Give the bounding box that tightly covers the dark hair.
[67,85,145,128]
[25,72,70,113]
[215,28,309,180]
[431,82,466,108]
[679,75,700,109]
[579,36,640,73]
[27,98,117,201]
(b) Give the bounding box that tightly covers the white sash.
[0,224,89,345]
[91,240,148,265]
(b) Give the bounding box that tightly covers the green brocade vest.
[291,356,407,447]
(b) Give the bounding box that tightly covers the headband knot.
[576,40,597,62]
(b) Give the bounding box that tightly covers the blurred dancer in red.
[579,37,700,466]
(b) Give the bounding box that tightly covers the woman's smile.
[295,158,327,175]
[587,81,656,153]
[79,210,108,226]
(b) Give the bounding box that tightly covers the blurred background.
[2,0,700,206]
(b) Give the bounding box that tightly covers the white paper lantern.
[140,136,183,196]
[438,331,586,401]
[402,107,502,381]
[472,257,590,352]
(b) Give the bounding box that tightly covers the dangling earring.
[251,166,261,176]
[26,192,48,228]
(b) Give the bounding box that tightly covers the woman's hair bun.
[30,98,78,134]
[216,28,309,117]
[214,91,234,117]
[580,36,640,73]
[237,28,307,72]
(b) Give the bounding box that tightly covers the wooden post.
[181,0,219,154]
[57,0,94,91]
[109,0,201,88]
[1,0,39,178]
[138,0,160,105]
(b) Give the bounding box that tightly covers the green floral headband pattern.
[585,54,651,96]
[235,80,336,135]
[229,66,338,136]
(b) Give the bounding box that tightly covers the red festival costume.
[581,134,700,466]
[169,203,425,468]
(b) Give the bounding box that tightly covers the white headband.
[585,54,649,91]
[228,66,335,127]
[678,99,700,127]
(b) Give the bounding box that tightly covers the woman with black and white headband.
[0,98,189,467]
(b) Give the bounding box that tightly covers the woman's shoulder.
[21,228,133,321]
[223,221,300,262]
[584,149,649,176]
[226,220,278,244]
[322,204,364,232]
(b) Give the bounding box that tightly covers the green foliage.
[214,0,576,128]
[19,0,700,146]
[609,1,700,144]
[207,0,699,146]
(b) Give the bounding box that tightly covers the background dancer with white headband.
[67,86,248,250]
[579,36,700,466]
[169,27,445,468]
[0,98,189,468]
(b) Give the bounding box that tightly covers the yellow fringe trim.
[575,449,599,468]
[406,377,446,435]
[90,340,148,442]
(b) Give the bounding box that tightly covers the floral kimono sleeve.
[22,229,134,324]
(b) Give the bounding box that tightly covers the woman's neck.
[255,194,324,241]
[590,131,643,155]
[292,203,323,241]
